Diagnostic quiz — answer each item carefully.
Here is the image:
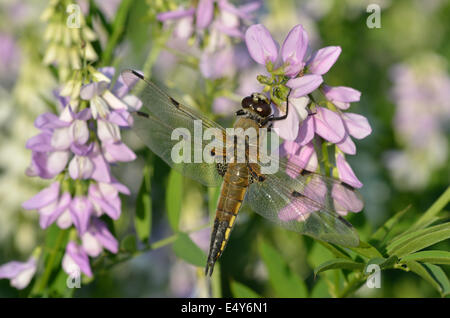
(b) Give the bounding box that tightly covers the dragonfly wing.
[246,155,360,247]
[122,70,227,187]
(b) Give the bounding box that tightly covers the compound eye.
[253,99,271,117]
[241,96,253,109]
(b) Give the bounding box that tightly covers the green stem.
[337,273,366,298]
[31,229,68,296]
[101,0,133,66]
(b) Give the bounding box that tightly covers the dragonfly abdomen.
[205,163,249,276]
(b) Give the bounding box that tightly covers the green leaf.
[413,187,450,228]
[316,241,352,260]
[348,241,383,259]
[166,169,183,232]
[387,222,449,253]
[369,205,410,248]
[258,240,308,297]
[314,259,365,276]
[400,251,450,265]
[172,233,206,267]
[387,223,450,257]
[406,261,450,297]
[120,234,138,253]
[135,162,152,243]
[230,281,261,298]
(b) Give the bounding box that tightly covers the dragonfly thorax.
[241,93,271,119]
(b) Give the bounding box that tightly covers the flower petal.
[307,46,341,75]
[272,104,299,141]
[102,141,136,163]
[281,24,308,77]
[245,24,278,65]
[196,0,214,29]
[336,153,363,188]
[286,74,323,98]
[296,115,315,146]
[69,196,93,235]
[157,8,195,21]
[336,133,356,155]
[313,107,346,143]
[22,181,60,210]
[342,112,372,139]
[332,183,364,214]
[62,241,92,277]
[322,85,361,103]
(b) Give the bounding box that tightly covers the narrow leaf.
[166,169,183,232]
[400,251,450,265]
[314,258,364,276]
[387,222,450,253]
[135,162,152,243]
[258,240,308,297]
[348,241,383,259]
[369,205,410,248]
[388,223,450,257]
[406,261,450,297]
[413,186,450,228]
[172,233,207,267]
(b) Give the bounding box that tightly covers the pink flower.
[322,85,361,110]
[62,241,93,277]
[22,181,73,229]
[69,196,93,235]
[81,219,119,257]
[0,257,37,290]
[336,153,363,189]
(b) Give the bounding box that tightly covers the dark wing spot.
[338,216,353,228]
[292,191,305,198]
[131,70,144,79]
[341,182,355,191]
[300,170,312,176]
[169,97,180,108]
[136,111,149,118]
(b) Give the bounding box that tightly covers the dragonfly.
[121,70,361,276]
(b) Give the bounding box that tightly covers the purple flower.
[281,24,308,77]
[336,153,363,189]
[245,24,278,65]
[62,241,93,277]
[322,85,361,110]
[81,219,118,257]
[307,46,341,75]
[158,0,260,40]
[88,180,129,220]
[286,75,323,98]
[22,181,73,229]
[313,106,346,143]
[196,0,215,29]
[0,257,37,290]
[272,96,310,141]
[69,196,93,235]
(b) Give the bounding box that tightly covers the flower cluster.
[41,0,98,80]
[157,0,260,40]
[245,24,371,215]
[157,0,260,81]
[385,55,450,190]
[0,67,141,288]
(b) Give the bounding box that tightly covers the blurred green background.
[0,0,449,297]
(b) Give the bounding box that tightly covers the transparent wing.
[246,153,361,247]
[122,70,227,187]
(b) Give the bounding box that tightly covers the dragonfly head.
[241,93,271,118]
